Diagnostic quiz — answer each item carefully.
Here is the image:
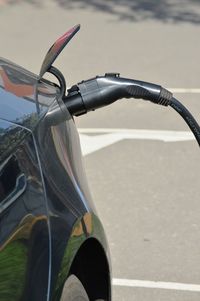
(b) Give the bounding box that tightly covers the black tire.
[60,275,105,301]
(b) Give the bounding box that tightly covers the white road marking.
[79,129,199,291]
[168,88,200,93]
[113,278,200,292]
[78,129,194,156]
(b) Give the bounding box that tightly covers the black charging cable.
[170,97,200,147]
[63,73,200,147]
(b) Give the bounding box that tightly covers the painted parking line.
[168,88,200,93]
[80,129,199,292]
[78,129,194,156]
[113,278,200,292]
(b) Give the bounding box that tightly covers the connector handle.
[124,81,172,106]
[64,74,173,116]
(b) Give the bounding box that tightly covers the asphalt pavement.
[1,1,200,300]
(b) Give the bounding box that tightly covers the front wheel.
[60,274,105,301]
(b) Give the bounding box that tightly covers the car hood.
[0,58,60,130]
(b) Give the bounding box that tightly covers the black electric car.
[1,22,200,301]
[0,25,111,301]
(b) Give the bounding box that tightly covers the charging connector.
[64,74,173,116]
[63,73,200,147]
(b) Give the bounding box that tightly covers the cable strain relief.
[158,88,173,106]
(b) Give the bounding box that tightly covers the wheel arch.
[52,213,111,301]
[69,237,111,301]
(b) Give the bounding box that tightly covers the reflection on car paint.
[0,120,50,301]
[0,154,27,213]
[0,59,59,128]
[0,121,29,164]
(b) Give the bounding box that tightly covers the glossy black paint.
[0,59,111,301]
[0,121,50,300]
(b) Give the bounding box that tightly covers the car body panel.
[0,58,111,301]
[0,58,59,129]
[0,119,50,301]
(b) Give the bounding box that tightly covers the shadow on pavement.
[2,0,200,25]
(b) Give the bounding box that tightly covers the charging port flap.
[39,24,80,79]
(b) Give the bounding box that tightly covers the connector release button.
[105,73,120,78]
